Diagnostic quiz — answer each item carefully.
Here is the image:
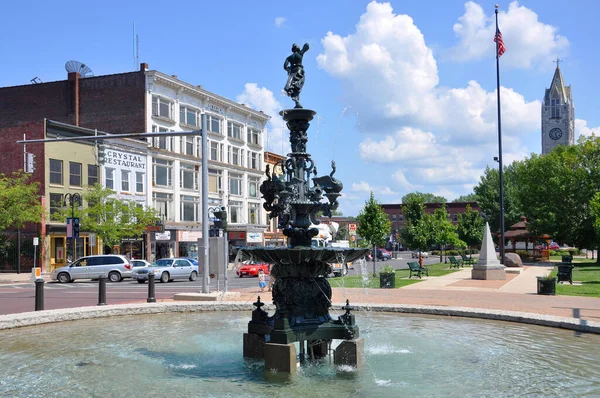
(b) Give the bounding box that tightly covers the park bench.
[449,256,463,269]
[461,254,476,265]
[407,261,429,279]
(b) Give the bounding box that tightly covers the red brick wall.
[0,121,46,194]
[78,71,145,133]
[0,81,74,128]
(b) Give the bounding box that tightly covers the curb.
[1,301,599,334]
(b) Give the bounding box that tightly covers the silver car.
[133,258,198,283]
[50,255,133,283]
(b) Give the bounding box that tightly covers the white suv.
[51,255,133,283]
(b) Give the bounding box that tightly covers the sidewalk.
[0,272,50,284]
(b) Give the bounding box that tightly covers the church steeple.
[541,58,574,155]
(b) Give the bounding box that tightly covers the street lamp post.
[64,193,82,262]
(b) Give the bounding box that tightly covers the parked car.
[183,257,199,266]
[131,259,151,269]
[549,242,560,250]
[411,251,429,259]
[376,249,392,261]
[236,261,270,277]
[132,258,198,283]
[51,255,133,283]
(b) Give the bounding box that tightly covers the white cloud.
[449,1,569,69]
[351,181,397,196]
[317,1,550,205]
[236,83,290,155]
[575,119,600,139]
[274,17,286,28]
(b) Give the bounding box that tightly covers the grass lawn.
[549,260,600,297]
[329,262,461,289]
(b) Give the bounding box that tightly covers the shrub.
[380,265,395,274]
[515,250,529,260]
[431,250,440,256]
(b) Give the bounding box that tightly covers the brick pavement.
[3,264,600,323]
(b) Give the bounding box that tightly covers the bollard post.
[34,278,45,311]
[147,273,156,303]
[98,275,107,306]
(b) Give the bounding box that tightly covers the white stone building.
[144,71,270,259]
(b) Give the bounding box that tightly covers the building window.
[227,122,242,140]
[88,164,99,186]
[392,214,396,222]
[210,141,223,161]
[49,193,63,221]
[248,177,259,198]
[152,96,172,119]
[228,146,241,166]
[207,114,222,134]
[49,159,63,185]
[229,173,242,196]
[121,170,130,192]
[179,105,198,127]
[247,152,260,170]
[69,162,82,187]
[180,163,198,191]
[209,168,222,194]
[247,128,261,146]
[152,126,173,151]
[551,97,561,118]
[136,172,144,193]
[248,202,260,225]
[181,195,199,221]
[453,213,458,222]
[153,192,174,221]
[105,168,115,190]
[229,200,243,224]
[153,158,173,187]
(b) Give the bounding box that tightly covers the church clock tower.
[541,59,574,155]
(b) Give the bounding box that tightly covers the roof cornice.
[146,71,271,124]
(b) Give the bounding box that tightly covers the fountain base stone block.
[472,265,507,280]
[243,333,266,359]
[334,338,364,368]
[264,342,297,374]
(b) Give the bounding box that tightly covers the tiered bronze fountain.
[240,43,369,374]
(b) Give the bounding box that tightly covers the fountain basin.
[1,309,600,396]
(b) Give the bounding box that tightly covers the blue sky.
[2,0,599,216]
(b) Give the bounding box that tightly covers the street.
[0,252,440,315]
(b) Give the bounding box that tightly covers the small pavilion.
[503,216,550,260]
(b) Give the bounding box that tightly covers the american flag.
[494,28,506,58]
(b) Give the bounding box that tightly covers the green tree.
[400,195,427,252]
[590,192,600,264]
[452,193,479,203]
[456,204,485,253]
[473,164,522,235]
[514,139,599,252]
[402,192,447,204]
[335,223,348,241]
[356,192,391,276]
[426,206,463,262]
[0,171,43,231]
[55,184,158,250]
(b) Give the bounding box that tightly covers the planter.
[536,277,556,295]
[379,273,396,289]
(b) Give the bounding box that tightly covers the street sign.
[73,218,80,239]
[349,223,357,236]
[89,233,96,247]
[33,237,39,246]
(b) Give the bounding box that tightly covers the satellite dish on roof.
[65,60,94,77]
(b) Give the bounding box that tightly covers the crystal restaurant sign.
[104,149,146,172]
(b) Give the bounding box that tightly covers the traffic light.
[73,218,80,239]
[213,206,228,231]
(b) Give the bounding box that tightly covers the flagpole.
[495,4,506,264]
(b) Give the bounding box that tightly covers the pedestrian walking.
[258,270,267,293]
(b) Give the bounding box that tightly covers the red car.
[236,261,270,278]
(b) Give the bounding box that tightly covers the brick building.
[382,202,480,248]
[0,63,269,271]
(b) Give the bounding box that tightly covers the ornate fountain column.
[241,42,369,373]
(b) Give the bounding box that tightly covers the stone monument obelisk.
[472,222,506,280]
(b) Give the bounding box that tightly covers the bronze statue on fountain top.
[284,43,309,109]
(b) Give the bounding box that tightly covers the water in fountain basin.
[2,312,599,396]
